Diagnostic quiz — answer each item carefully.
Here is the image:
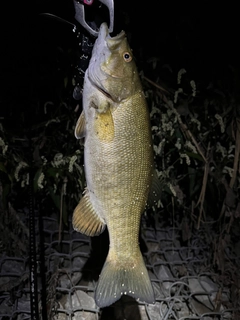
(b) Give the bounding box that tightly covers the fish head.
[88,23,141,103]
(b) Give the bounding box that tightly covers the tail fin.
[94,251,155,308]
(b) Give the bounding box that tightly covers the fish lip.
[98,22,125,43]
[98,22,109,40]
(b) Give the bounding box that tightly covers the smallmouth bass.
[73,22,155,307]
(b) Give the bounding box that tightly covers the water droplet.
[124,291,127,295]
[122,283,124,287]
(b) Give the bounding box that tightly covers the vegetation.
[1,63,239,238]
[143,67,240,235]
[0,9,239,245]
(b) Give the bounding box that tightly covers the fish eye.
[123,52,132,62]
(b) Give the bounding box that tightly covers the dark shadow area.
[80,228,109,282]
[80,226,151,283]
[100,295,141,320]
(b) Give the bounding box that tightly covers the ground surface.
[0,206,240,319]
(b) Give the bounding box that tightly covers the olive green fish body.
[73,23,155,307]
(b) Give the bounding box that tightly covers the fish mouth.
[88,23,126,102]
[98,22,125,45]
[98,22,126,50]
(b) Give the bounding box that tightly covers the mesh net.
[0,207,240,320]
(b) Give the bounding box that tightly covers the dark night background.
[1,2,240,318]
[1,1,240,219]
[1,1,239,124]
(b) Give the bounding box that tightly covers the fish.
[73,22,155,308]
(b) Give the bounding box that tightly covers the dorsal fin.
[148,170,162,208]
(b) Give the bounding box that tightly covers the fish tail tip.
[94,255,155,308]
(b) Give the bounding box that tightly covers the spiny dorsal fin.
[148,170,163,208]
[73,190,106,236]
[75,111,86,139]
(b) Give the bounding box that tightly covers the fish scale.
[73,22,155,307]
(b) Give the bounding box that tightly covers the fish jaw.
[88,23,141,103]
[91,23,125,64]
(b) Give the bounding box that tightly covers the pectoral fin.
[73,190,106,236]
[94,108,114,142]
[75,111,86,139]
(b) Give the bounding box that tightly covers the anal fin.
[73,191,106,236]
